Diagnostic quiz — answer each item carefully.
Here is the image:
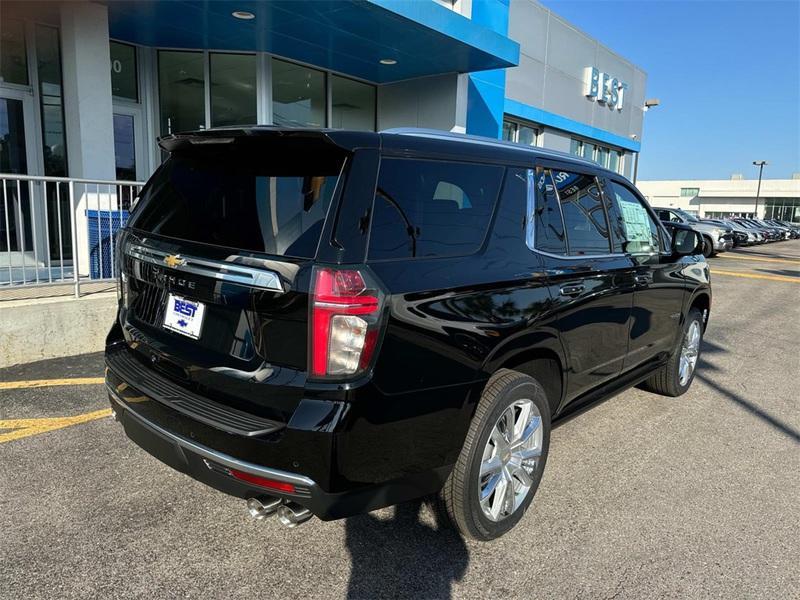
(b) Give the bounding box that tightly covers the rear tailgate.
[112,132,352,424]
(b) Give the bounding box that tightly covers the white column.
[59,2,117,278]
[60,1,115,180]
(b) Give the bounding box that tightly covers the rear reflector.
[229,469,296,494]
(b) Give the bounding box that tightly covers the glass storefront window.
[110,42,138,101]
[502,120,515,141]
[331,75,375,131]
[158,51,205,135]
[210,53,256,127]
[272,58,325,127]
[765,198,800,223]
[608,151,619,173]
[596,146,609,168]
[0,98,27,174]
[502,119,538,146]
[113,113,136,181]
[517,125,536,146]
[1,19,28,85]
[36,25,67,176]
[570,138,583,157]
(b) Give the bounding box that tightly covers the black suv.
[105,128,710,541]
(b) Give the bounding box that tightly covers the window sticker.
[619,200,652,242]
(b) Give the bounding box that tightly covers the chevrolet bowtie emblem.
[164,254,186,268]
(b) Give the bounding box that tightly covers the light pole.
[752,160,767,217]
[633,98,661,185]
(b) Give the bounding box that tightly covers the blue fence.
[86,209,129,279]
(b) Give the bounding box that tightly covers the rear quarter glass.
[368,158,505,261]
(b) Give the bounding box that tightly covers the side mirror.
[671,228,701,256]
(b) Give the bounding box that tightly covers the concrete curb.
[0,292,117,368]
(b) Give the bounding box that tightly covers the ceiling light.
[379,58,397,65]
[232,10,255,20]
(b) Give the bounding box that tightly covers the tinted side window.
[607,181,661,254]
[368,158,504,260]
[552,170,611,255]
[530,167,567,254]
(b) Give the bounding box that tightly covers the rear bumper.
[105,350,457,520]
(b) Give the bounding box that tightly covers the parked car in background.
[699,218,745,247]
[104,127,711,541]
[763,219,797,239]
[770,220,800,238]
[654,207,733,257]
[734,218,781,242]
[718,219,761,245]
[751,219,789,240]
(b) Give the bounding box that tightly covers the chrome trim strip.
[534,249,629,261]
[107,384,315,488]
[127,244,283,292]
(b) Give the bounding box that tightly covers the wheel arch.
[689,291,711,331]
[493,348,565,417]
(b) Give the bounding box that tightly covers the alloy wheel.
[679,320,701,386]
[478,399,543,522]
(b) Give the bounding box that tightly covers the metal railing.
[1,173,144,298]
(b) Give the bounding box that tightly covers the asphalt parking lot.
[1,242,798,599]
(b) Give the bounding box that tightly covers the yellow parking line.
[710,269,799,283]
[0,408,112,444]
[0,377,105,390]
[719,254,800,265]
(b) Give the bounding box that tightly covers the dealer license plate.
[162,294,205,340]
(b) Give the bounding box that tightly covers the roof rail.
[380,127,600,168]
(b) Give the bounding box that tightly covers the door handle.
[559,284,585,297]
[634,275,650,286]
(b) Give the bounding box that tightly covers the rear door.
[534,164,635,404]
[602,178,687,369]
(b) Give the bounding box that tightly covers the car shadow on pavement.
[695,341,799,444]
[695,371,800,444]
[345,499,469,600]
[755,268,799,278]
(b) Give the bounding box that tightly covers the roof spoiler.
[158,127,379,153]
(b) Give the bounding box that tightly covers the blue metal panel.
[504,98,642,152]
[105,0,519,84]
[466,0,510,139]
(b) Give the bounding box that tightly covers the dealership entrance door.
[1,88,40,280]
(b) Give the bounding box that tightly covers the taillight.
[310,267,383,378]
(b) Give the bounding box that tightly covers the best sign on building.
[584,67,629,111]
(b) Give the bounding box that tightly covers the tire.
[701,236,715,258]
[641,307,704,397]
[438,369,551,541]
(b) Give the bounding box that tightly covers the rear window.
[130,143,344,257]
[368,158,504,260]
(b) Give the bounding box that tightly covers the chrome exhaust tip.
[246,497,281,520]
[276,502,313,528]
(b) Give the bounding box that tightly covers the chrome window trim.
[533,249,629,261]
[127,244,284,292]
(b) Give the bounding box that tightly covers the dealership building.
[637,176,800,223]
[1,0,647,287]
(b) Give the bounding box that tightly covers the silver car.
[653,207,733,257]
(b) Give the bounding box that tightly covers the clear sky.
[539,0,800,180]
